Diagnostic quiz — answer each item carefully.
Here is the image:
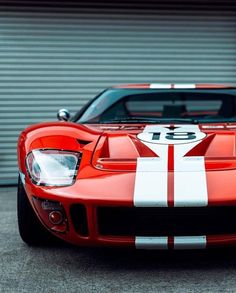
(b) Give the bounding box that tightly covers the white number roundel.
[137,125,206,145]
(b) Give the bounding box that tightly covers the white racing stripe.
[134,124,208,207]
[174,236,206,249]
[174,126,208,207]
[134,157,168,207]
[174,159,208,206]
[134,124,208,249]
[150,83,171,89]
[135,236,206,249]
[149,84,196,89]
[135,236,168,249]
[174,84,196,89]
[134,125,169,207]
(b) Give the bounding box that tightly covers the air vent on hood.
[77,139,92,148]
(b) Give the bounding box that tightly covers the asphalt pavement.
[1,187,236,293]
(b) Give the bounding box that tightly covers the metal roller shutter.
[0,0,236,184]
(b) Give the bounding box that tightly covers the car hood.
[91,123,236,172]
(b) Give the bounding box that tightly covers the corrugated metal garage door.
[1,0,236,184]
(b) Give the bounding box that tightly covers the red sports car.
[17,83,236,249]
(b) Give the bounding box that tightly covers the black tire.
[17,175,58,246]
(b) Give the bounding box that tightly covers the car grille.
[70,204,89,236]
[97,206,236,236]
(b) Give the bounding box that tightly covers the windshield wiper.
[101,117,199,124]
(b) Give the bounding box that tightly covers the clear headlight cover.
[26,150,81,186]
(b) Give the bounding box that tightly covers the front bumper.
[24,181,236,249]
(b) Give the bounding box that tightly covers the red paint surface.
[168,145,174,208]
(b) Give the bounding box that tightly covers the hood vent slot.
[77,139,92,147]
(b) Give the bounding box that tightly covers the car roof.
[112,83,236,89]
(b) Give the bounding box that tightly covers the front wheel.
[17,175,58,246]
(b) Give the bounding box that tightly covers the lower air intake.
[97,206,236,236]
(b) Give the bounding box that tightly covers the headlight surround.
[26,149,82,186]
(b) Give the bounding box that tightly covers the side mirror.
[57,109,71,121]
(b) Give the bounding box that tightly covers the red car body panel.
[17,84,236,249]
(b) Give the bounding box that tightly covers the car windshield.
[77,88,236,124]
